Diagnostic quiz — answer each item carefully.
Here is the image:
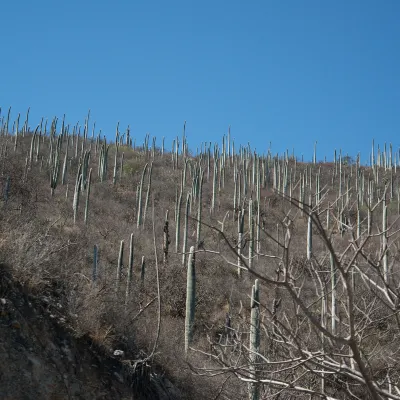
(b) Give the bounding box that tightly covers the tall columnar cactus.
[243,157,248,196]
[175,189,183,253]
[196,170,204,248]
[140,255,145,284]
[256,164,261,257]
[233,172,238,213]
[326,202,331,231]
[4,106,11,136]
[383,195,388,283]
[14,113,20,151]
[185,246,196,354]
[35,123,43,162]
[74,125,80,159]
[299,173,305,216]
[29,129,38,166]
[98,142,109,182]
[207,145,211,182]
[330,251,337,335]
[125,233,134,304]
[237,209,245,277]
[211,156,218,214]
[163,210,170,264]
[307,207,313,261]
[182,159,189,191]
[116,240,124,293]
[143,162,153,225]
[368,179,373,235]
[249,279,260,400]
[81,150,91,190]
[356,194,361,242]
[61,135,69,185]
[175,136,180,169]
[182,193,191,267]
[73,172,82,225]
[315,169,321,211]
[398,187,400,215]
[172,139,176,169]
[113,144,118,185]
[120,152,124,180]
[248,199,254,268]
[136,163,148,228]
[313,141,317,165]
[83,109,90,142]
[84,168,92,225]
[50,136,62,196]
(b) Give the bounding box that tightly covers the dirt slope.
[0,264,182,400]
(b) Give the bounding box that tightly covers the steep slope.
[0,264,182,400]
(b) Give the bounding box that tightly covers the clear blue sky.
[1,1,399,163]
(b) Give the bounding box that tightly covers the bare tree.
[187,185,400,400]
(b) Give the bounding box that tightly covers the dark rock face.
[0,265,182,400]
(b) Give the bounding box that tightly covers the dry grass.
[1,131,400,399]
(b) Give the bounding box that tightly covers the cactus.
[307,203,313,260]
[50,136,62,196]
[3,106,11,136]
[172,139,176,169]
[125,233,134,304]
[143,162,153,225]
[14,113,20,151]
[185,246,196,354]
[29,128,38,166]
[36,121,42,162]
[330,252,337,335]
[120,152,124,180]
[182,159,188,192]
[248,199,254,268]
[163,210,170,264]
[175,136,180,169]
[21,108,30,137]
[237,209,245,277]
[74,125,80,159]
[313,141,317,165]
[81,150,91,190]
[383,194,388,283]
[175,189,183,253]
[233,172,238,213]
[84,168,92,225]
[356,194,361,242]
[182,193,191,267]
[256,164,261,257]
[116,240,124,293]
[248,279,260,400]
[83,110,90,141]
[136,163,148,228]
[113,144,118,185]
[140,255,145,284]
[211,156,218,213]
[61,135,69,185]
[196,170,204,248]
[73,172,82,225]
[98,142,109,182]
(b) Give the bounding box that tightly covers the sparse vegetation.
[1,106,400,399]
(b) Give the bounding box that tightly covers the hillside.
[1,110,400,399]
[0,263,181,400]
